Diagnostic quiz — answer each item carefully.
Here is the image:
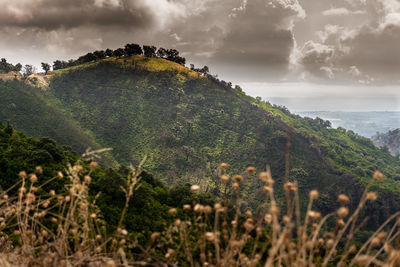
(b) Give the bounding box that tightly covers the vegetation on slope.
[0,79,104,157]
[0,123,213,240]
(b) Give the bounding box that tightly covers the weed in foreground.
[0,160,399,266]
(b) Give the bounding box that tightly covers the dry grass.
[0,158,399,266]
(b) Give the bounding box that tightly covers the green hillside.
[1,55,399,222]
[0,79,116,165]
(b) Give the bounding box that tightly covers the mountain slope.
[1,55,399,221]
[0,79,116,165]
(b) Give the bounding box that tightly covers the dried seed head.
[309,190,319,199]
[90,213,97,219]
[284,182,294,192]
[245,210,252,217]
[266,178,275,185]
[246,166,256,173]
[49,190,56,196]
[270,206,279,215]
[349,245,357,254]
[263,186,272,193]
[214,203,222,210]
[35,166,43,174]
[26,193,35,202]
[264,214,272,224]
[19,171,27,179]
[326,239,335,248]
[244,220,254,231]
[84,175,92,184]
[233,175,243,182]
[74,165,84,172]
[29,174,38,183]
[338,194,349,204]
[106,260,116,267]
[220,175,229,182]
[205,232,215,241]
[90,161,99,168]
[353,255,371,265]
[183,204,191,211]
[121,229,128,236]
[308,210,319,219]
[233,182,239,189]
[174,219,181,226]
[366,192,378,201]
[168,208,177,216]
[325,232,334,239]
[51,217,58,223]
[151,232,160,241]
[57,195,64,203]
[337,219,345,227]
[282,215,290,224]
[371,237,381,248]
[194,204,203,213]
[219,163,228,169]
[204,205,212,214]
[57,171,63,179]
[190,185,200,192]
[377,232,386,240]
[373,170,384,180]
[259,172,269,180]
[337,207,349,218]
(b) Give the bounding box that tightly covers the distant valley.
[297,111,400,138]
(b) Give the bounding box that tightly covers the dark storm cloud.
[1,0,400,87]
[0,0,153,30]
[211,0,305,82]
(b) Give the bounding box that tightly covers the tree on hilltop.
[113,48,125,57]
[124,43,143,56]
[41,62,51,74]
[105,49,114,57]
[14,63,22,72]
[23,64,35,77]
[156,48,168,58]
[143,45,157,57]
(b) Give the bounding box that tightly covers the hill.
[0,55,400,222]
[0,78,116,165]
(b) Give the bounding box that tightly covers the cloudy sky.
[0,0,399,111]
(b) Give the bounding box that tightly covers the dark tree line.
[189,63,237,91]
[52,43,186,71]
[0,58,22,73]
